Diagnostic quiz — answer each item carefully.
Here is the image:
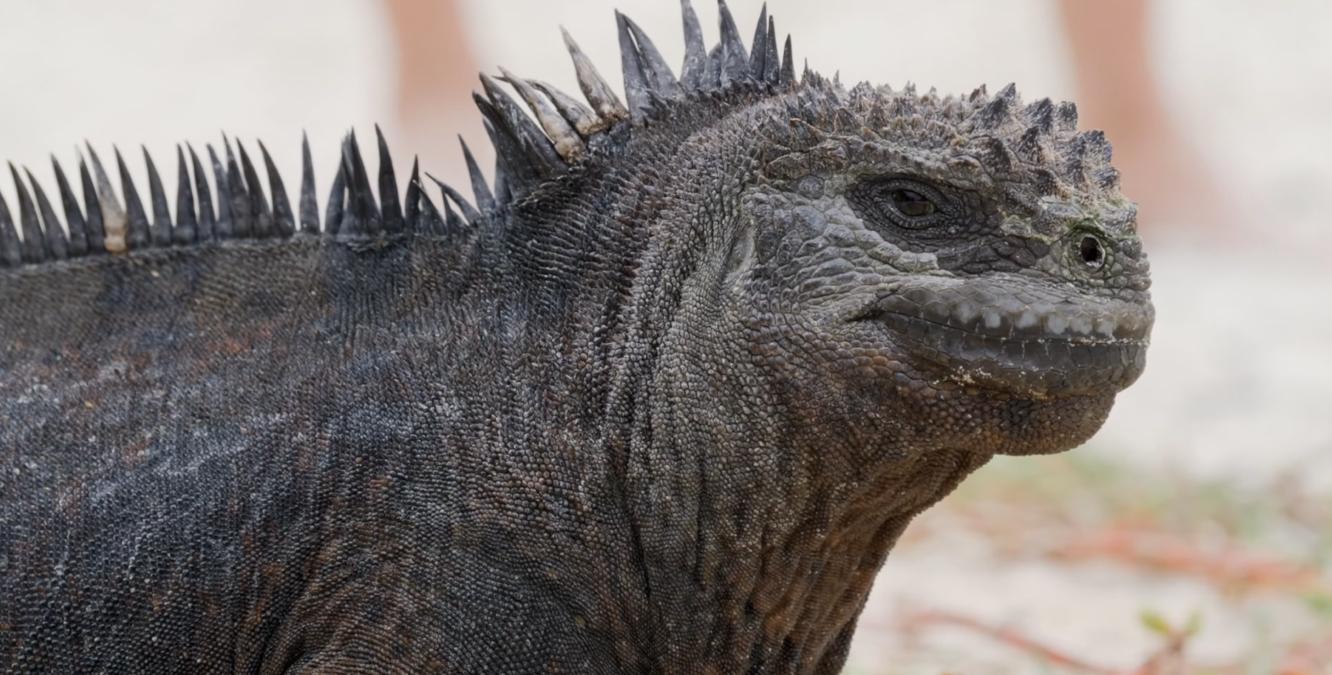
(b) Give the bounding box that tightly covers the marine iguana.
[0,1,1154,672]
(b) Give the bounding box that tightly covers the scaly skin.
[0,3,1152,673]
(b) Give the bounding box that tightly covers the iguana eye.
[890,189,937,218]
[1079,234,1105,268]
[848,177,953,232]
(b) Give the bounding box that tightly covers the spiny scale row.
[969,83,1118,189]
[844,80,1116,191]
[0,129,478,268]
[1,0,799,268]
[474,0,797,203]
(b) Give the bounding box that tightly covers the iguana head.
[514,2,1154,464]
[692,80,1154,457]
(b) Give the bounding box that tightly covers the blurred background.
[2,0,1330,671]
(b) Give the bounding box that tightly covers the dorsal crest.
[0,1,799,271]
[0,1,1110,272]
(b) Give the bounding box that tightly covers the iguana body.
[0,2,1153,672]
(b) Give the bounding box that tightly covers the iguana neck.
[570,99,993,671]
[619,328,990,671]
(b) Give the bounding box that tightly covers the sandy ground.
[2,0,1330,670]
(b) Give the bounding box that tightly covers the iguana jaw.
[850,279,1153,397]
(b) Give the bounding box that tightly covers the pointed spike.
[976,136,1014,175]
[1016,126,1047,164]
[0,191,19,267]
[84,143,122,213]
[704,43,723,89]
[298,132,319,233]
[458,135,496,212]
[336,143,357,235]
[422,190,446,235]
[187,144,215,240]
[426,172,482,225]
[339,135,364,234]
[763,16,780,84]
[51,157,88,256]
[410,160,445,235]
[373,126,403,232]
[25,168,67,261]
[1067,132,1111,186]
[323,159,346,237]
[1025,98,1055,134]
[206,145,234,239]
[420,191,447,235]
[342,131,380,234]
[748,4,768,80]
[340,132,367,222]
[222,135,252,236]
[142,147,173,246]
[113,149,150,250]
[237,142,273,238]
[490,139,513,206]
[404,157,423,233]
[475,96,539,195]
[622,13,683,102]
[479,73,566,176]
[236,144,269,215]
[423,193,449,235]
[1075,129,1113,163]
[616,12,654,122]
[173,146,197,245]
[226,137,257,237]
[530,79,602,139]
[258,140,295,237]
[85,143,126,253]
[77,155,107,252]
[680,0,707,90]
[9,164,46,263]
[215,141,240,238]
[561,27,629,123]
[975,93,1013,129]
[780,35,795,86]
[350,131,381,228]
[717,0,751,84]
[1056,101,1079,131]
[997,82,1018,102]
[500,68,586,162]
[441,196,465,234]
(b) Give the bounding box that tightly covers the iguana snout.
[849,274,1153,396]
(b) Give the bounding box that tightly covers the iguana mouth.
[851,284,1153,396]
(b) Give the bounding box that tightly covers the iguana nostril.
[1079,235,1105,268]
